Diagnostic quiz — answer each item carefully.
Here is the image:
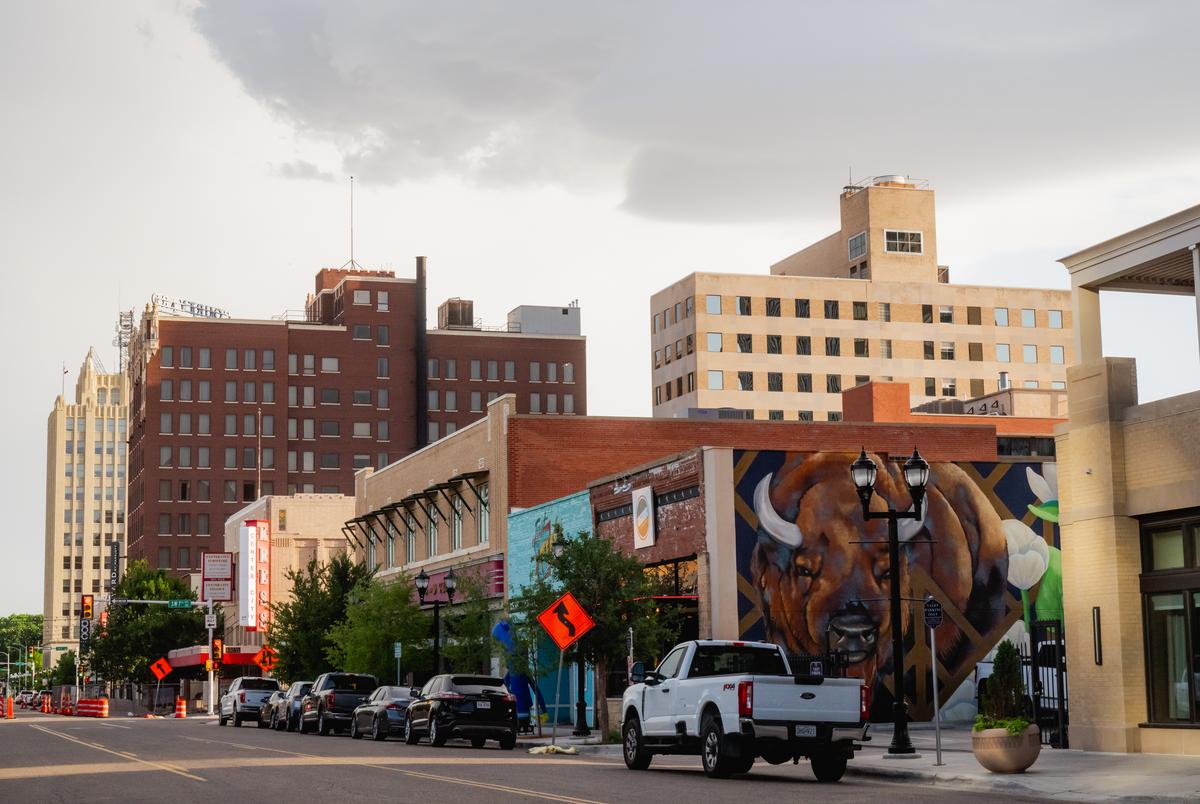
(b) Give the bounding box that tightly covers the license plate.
[793,724,817,738]
[476,701,491,709]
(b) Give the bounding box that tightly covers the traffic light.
[28,646,33,657]
[99,610,108,628]
[212,638,224,666]
[81,594,94,620]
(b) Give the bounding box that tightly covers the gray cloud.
[272,159,336,181]
[194,0,1200,221]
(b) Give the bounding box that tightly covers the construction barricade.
[74,699,109,718]
[174,697,187,719]
[41,693,51,713]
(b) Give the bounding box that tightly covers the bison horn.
[897,502,927,543]
[754,475,804,548]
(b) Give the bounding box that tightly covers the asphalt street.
[0,709,1049,803]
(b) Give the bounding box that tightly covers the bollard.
[174,697,187,719]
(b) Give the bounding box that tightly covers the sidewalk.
[850,723,1200,802]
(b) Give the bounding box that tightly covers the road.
[0,709,1047,803]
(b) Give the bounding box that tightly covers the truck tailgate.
[752,676,861,724]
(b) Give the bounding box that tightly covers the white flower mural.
[1004,519,1050,590]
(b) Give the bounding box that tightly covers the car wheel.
[257,712,269,729]
[499,731,516,751]
[404,716,419,745]
[429,718,447,747]
[317,710,330,736]
[470,736,486,749]
[233,713,243,728]
[350,716,361,739]
[269,711,277,730]
[297,713,308,734]
[372,715,387,742]
[287,712,297,732]
[700,713,738,778]
[622,716,652,770]
[218,710,227,727]
[810,752,848,783]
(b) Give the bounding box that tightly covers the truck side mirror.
[630,662,646,684]
[409,687,421,699]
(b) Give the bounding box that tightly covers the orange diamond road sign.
[253,646,278,673]
[150,657,172,681]
[536,592,595,651]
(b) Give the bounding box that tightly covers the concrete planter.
[971,725,1041,773]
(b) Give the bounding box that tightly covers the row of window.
[428,358,576,383]
[160,347,276,371]
[692,295,1064,328]
[364,484,490,569]
[160,381,394,407]
[158,412,391,442]
[351,288,390,310]
[59,532,121,548]
[63,486,122,501]
[65,417,125,432]
[652,297,695,333]
[156,546,206,572]
[63,507,127,524]
[61,555,117,570]
[428,389,576,415]
[653,335,695,368]
[661,370,1066,399]
[697,332,1066,365]
[155,445,385,472]
[63,440,125,455]
[64,462,126,477]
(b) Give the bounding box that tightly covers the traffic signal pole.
[206,598,214,716]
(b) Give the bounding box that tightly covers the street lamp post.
[850,447,930,757]
[415,567,457,675]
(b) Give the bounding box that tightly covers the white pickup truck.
[621,640,869,781]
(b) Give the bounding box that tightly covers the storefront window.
[1141,514,1200,725]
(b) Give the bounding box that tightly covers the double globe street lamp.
[850,447,930,757]
[414,567,457,676]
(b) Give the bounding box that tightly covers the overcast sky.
[3,1,1199,615]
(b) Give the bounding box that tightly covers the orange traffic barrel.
[98,699,109,718]
[5,697,13,719]
[174,697,187,719]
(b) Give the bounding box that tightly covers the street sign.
[252,646,278,673]
[110,541,120,592]
[393,642,403,659]
[204,614,217,629]
[924,598,944,629]
[536,591,595,651]
[79,618,92,643]
[54,646,67,651]
[202,552,234,603]
[167,599,192,609]
[150,657,172,680]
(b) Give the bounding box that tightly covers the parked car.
[620,640,869,781]
[299,672,378,735]
[404,674,518,749]
[18,690,35,706]
[258,690,287,729]
[219,677,282,727]
[350,686,412,741]
[272,681,313,731]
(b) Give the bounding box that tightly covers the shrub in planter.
[972,640,1040,773]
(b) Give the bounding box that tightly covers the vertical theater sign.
[239,519,272,632]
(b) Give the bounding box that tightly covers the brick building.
[127,261,586,573]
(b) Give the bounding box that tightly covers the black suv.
[404,674,518,749]
[299,672,378,735]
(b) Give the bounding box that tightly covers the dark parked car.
[258,691,286,729]
[350,686,412,741]
[299,672,378,735]
[404,674,518,749]
[272,681,313,731]
[219,677,281,727]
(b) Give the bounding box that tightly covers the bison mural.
[736,450,1056,721]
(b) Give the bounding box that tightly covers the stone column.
[1071,284,1103,363]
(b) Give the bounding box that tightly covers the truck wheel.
[499,732,516,750]
[233,713,242,727]
[622,716,652,770]
[700,714,738,778]
[811,752,848,783]
[218,711,227,727]
[317,710,331,736]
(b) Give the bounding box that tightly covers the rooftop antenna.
[341,174,362,270]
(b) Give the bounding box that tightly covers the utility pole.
[206,598,215,715]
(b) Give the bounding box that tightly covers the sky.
[3,1,1199,615]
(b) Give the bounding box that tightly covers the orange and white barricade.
[174,697,187,719]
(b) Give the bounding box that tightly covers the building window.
[198,347,211,369]
[854,338,869,358]
[824,300,839,319]
[1023,345,1038,364]
[1052,380,1066,390]
[798,410,813,422]
[796,336,811,356]
[853,301,868,321]
[878,302,891,322]
[444,359,457,380]
[1021,308,1036,327]
[1050,345,1065,365]
[1023,380,1040,389]
[471,391,482,412]
[766,335,782,354]
[160,379,173,401]
[999,371,1011,389]
[524,361,535,382]
[530,393,541,413]
[685,296,694,318]
[768,410,784,421]
[738,372,753,391]
[707,370,723,391]
[160,346,173,368]
[880,339,893,359]
[994,343,1011,363]
[924,341,935,360]
[653,312,662,333]
[970,378,985,397]
[564,393,576,413]
[995,307,1010,327]
[737,296,751,315]
[1140,514,1200,723]
[827,411,842,422]
[488,360,500,381]
[925,377,936,397]
[855,374,870,386]
[797,373,812,392]
[767,372,782,392]
[445,390,458,412]
[377,325,389,346]
[706,295,722,315]
[352,289,370,305]
[826,374,841,393]
[737,333,753,353]
[451,496,463,551]
[847,231,867,261]
[941,341,956,360]
[967,306,982,325]
[427,390,439,411]
[884,229,923,253]
[765,297,781,317]
[426,508,439,557]
[942,378,957,396]
[939,305,953,324]
[825,337,840,357]
[968,342,983,361]
[506,360,517,381]
[1049,309,1063,329]
[377,357,389,378]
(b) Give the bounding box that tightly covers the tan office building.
[43,349,129,654]
[1057,204,1200,754]
[650,177,1075,422]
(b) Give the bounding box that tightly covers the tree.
[442,575,497,675]
[48,650,77,687]
[82,560,206,683]
[268,552,373,682]
[0,614,43,649]
[325,574,429,684]
[509,527,681,737]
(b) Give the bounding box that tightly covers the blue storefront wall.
[507,491,595,726]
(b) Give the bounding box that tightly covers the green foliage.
[325,574,429,683]
[442,575,497,675]
[268,552,374,682]
[81,560,206,683]
[976,639,1030,733]
[0,614,43,649]
[508,526,683,736]
[49,650,77,687]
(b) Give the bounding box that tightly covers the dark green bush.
[973,639,1031,734]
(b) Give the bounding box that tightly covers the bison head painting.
[750,451,1009,699]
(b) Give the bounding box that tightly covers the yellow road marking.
[30,725,205,782]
